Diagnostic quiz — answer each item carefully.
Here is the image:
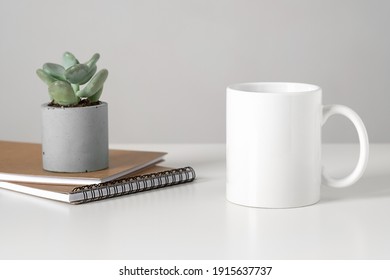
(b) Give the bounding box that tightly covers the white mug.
[226,82,369,208]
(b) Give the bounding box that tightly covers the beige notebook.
[0,165,196,204]
[0,141,166,185]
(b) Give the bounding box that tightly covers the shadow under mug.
[226,82,369,208]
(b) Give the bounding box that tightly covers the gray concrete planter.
[41,102,109,172]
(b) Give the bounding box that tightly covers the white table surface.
[0,143,389,260]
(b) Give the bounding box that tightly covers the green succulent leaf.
[64,64,90,84]
[87,87,103,102]
[85,53,100,69]
[78,65,97,85]
[71,83,80,93]
[48,81,79,106]
[76,69,108,98]
[63,52,79,69]
[36,69,57,85]
[43,63,66,81]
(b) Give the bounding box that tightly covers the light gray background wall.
[0,0,389,143]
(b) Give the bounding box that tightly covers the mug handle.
[322,105,369,188]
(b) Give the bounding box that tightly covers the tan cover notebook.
[0,141,166,185]
[0,165,196,204]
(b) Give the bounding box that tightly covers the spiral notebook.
[0,166,196,204]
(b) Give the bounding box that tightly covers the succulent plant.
[36,52,108,106]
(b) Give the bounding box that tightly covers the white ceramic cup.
[226,82,369,208]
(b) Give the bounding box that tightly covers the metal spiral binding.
[71,166,196,203]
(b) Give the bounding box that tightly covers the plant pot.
[41,102,109,172]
